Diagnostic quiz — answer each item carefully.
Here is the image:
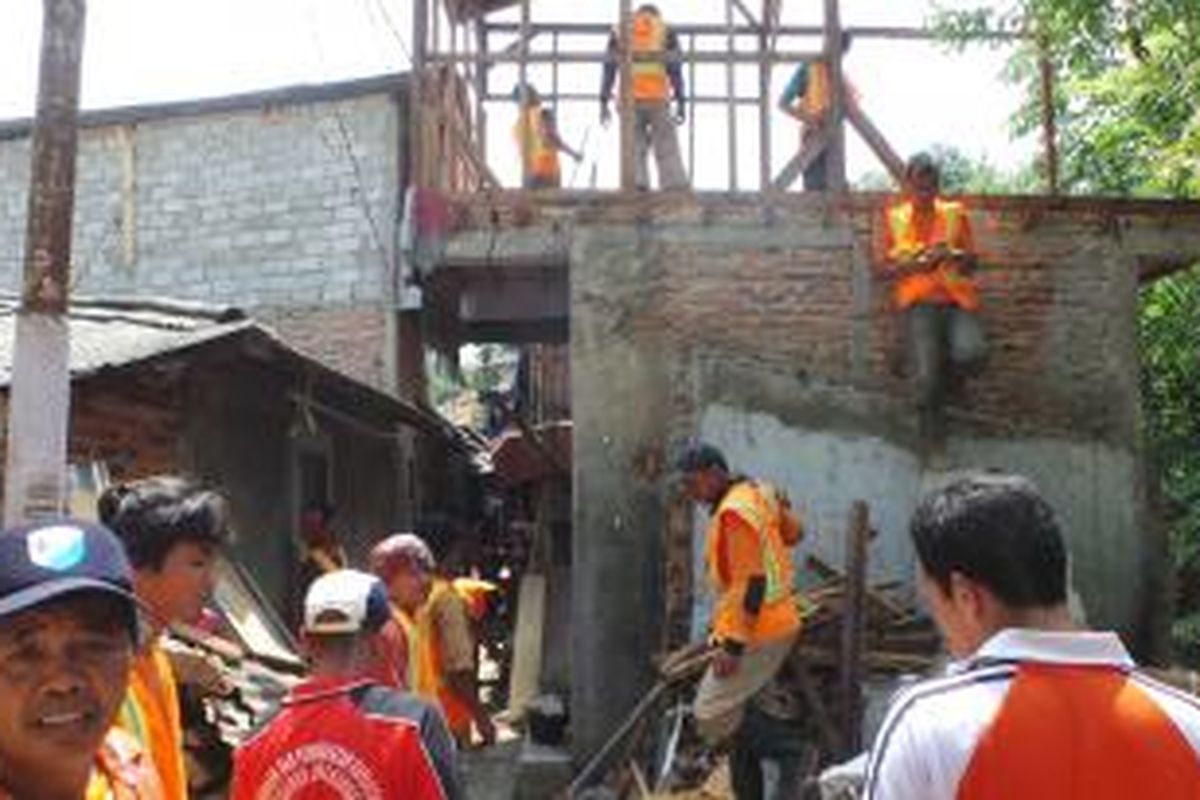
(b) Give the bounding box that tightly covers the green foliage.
[939,1,1200,657]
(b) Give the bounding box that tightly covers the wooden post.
[725,0,739,190]
[518,0,532,188]
[4,0,87,525]
[822,0,846,190]
[687,32,697,184]
[1039,40,1059,195]
[474,19,488,172]
[410,0,428,188]
[838,500,869,754]
[618,0,636,190]
[758,0,773,191]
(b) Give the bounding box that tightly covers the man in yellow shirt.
[371,533,496,748]
[0,519,162,800]
[99,477,231,800]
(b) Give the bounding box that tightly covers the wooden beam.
[730,0,762,32]
[619,0,635,190]
[847,102,905,184]
[758,0,773,191]
[726,0,738,191]
[823,0,847,190]
[838,500,870,755]
[483,21,1028,41]
[428,49,824,65]
[1039,40,1059,195]
[773,127,829,190]
[518,0,531,188]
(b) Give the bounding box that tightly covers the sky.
[0,0,1036,189]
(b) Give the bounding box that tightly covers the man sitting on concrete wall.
[879,153,986,447]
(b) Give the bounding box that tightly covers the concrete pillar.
[569,228,669,758]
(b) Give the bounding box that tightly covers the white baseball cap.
[303,569,390,635]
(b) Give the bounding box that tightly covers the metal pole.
[822,0,847,189]
[618,0,635,190]
[4,0,87,525]
[725,0,738,190]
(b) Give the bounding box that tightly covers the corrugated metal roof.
[0,297,253,386]
[0,295,468,447]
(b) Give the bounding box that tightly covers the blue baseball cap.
[0,519,141,643]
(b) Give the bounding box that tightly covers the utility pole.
[4,0,87,525]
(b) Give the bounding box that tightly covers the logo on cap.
[27,525,87,571]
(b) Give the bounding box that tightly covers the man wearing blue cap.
[0,519,163,799]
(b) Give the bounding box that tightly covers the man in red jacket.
[231,569,461,800]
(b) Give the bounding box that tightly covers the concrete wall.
[0,80,404,389]
[443,191,1200,756]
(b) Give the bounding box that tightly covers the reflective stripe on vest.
[630,11,668,101]
[512,105,560,180]
[957,665,1200,799]
[802,61,830,117]
[707,482,789,604]
[886,198,978,310]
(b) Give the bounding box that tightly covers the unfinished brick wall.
[0,370,186,502]
[256,306,390,390]
[440,191,1200,755]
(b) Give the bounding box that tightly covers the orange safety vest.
[957,665,1200,798]
[411,578,476,739]
[704,481,801,647]
[629,10,669,102]
[117,644,187,800]
[512,105,560,182]
[885,198,979,311]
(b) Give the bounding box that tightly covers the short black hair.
[905,152,940,184]
[910,473,1067,608]
[674,442,728,474]
[98,476,230,571]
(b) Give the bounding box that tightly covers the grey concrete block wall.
[0,88,400,314]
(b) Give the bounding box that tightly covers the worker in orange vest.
[512,83,581,190]
[599,3,689,190]
[880,153,986,445]
[371,533,497,749]
[677,443,808,800]
[777,32,856,190]
[866,473,1200,799]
